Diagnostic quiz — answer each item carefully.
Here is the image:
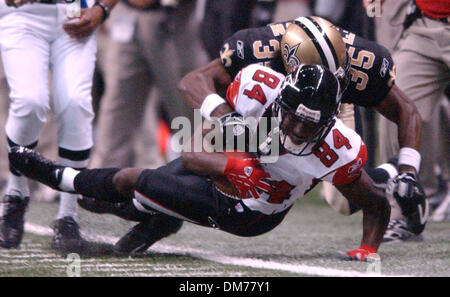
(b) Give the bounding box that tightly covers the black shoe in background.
[51,216,86,253]
[0,195,30,249]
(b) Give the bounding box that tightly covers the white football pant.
[0,2,96,150]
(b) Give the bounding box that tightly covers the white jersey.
[225,64,367,215]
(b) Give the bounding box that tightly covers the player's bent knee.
[113,168,144,196]
[57,96,94,126]
[10,92,50,119]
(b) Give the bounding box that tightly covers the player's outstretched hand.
[223,157,271,199]
[63,7,104,39]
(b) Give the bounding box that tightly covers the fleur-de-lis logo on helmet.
[283,42,301,71]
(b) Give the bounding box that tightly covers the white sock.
[57,192,79,220]
[5,173,30,198]
[59,167,80,192]
[56,157,87,220]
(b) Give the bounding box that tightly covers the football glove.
[223,157,271,199]
[386,172,428,235]
[339,245,379,262]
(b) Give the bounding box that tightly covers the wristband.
[398,147,421,173]
[94,1,110,23]
[200,94,226,121]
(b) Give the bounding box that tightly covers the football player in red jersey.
[66,16,424,252]
[8,64,390,261]
[179,16,426,242]
[69,15,424,251]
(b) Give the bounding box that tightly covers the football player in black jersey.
[177,16,426,243]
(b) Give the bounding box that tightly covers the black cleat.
[8,146,67,192]
[51,216,86,252]
[114,215,183,255]
[0,195,29,248]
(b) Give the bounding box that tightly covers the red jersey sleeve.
[332,143,368,186]
[225,70,242,109]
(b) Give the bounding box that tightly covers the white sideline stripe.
[25,223,410,277]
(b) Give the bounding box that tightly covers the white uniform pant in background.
[0,3,96,151]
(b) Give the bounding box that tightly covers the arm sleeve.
[225,64,285,118]
[331,142,368,186]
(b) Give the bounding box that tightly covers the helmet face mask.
[273,64,340,156]
[277,107,331,156]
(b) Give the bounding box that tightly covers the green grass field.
[0,188,449,277]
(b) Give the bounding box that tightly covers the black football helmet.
[274,64,341,156]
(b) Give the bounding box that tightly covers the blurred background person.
[373,0,449,233]
[0,0,118,251]
[199,0,278,60]
[84,0,210,253]
[89,0,207,170]
[0,57,9,192]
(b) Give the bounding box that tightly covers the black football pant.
[133,158,290,237]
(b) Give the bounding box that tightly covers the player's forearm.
[337,170,390,251]
[181,151,227,177]
[377,85,422,151]
[396,102,422,173]
[376,85,423,173]
[358,177,390,250]
[396,99,422,152]
[178,59,231,111]
[361,195,390,250]
[180,125,228,176]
